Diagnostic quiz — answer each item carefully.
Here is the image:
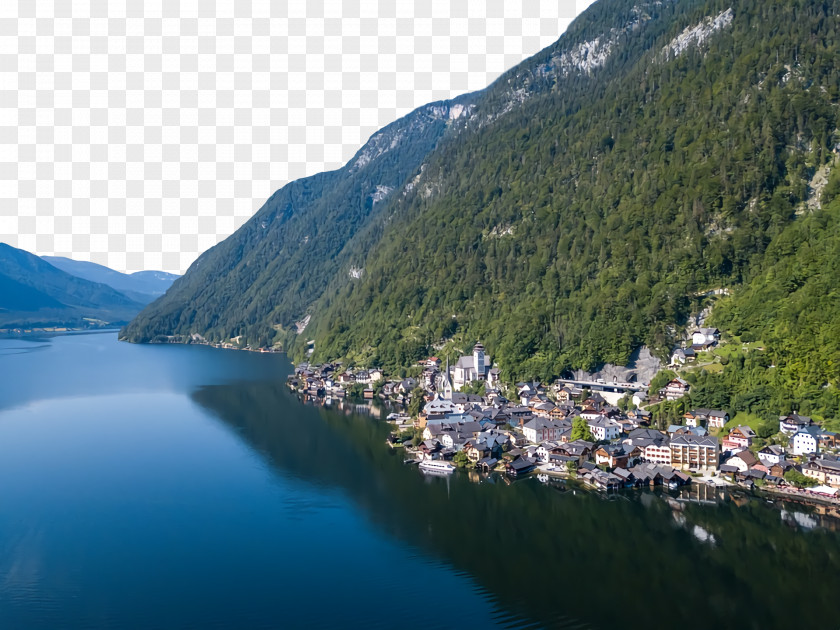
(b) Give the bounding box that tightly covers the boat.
[419,460,456,474]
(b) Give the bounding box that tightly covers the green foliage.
[460,380,486,395]
[784,469,819,488]
[345,383,366,399]
[704,200,840,420]
[407,388,426,418]
[453,451,471,469]
[570,417,594,442]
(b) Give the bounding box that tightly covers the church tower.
[473,343,485,380]
[442,356,453,399]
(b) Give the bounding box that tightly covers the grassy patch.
[723,411,764,431]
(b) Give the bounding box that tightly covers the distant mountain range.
[0,243,178,329]
[42,256,180,305]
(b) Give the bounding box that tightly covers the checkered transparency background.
[1,0,591,274]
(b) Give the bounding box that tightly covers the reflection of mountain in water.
[192,381,840,629]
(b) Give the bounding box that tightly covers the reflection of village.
[289,340,840,526]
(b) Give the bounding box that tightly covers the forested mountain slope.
[125,0,840,414]
[301,0,840,376]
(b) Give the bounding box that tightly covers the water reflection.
[193,381,840,630]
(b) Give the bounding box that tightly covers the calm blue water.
[1,332,839,629]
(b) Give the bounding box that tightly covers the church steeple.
[442,356,453,399]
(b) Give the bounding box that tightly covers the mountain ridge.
[124,0,840,420]
[42,256,179,304]
[1,243,147,328]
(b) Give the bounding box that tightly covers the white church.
[452,342,490,391]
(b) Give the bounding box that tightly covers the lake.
[1,332,839,629]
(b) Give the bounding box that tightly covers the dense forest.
[125,0,840,418]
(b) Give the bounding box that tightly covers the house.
[757,445,785,467]
[506,456,537,477]
[477,457,498,473]
[424,395,458,417]
[801,459,840,488]
[463,440,490,464]
[779,412,815,435]
[669,434,719,470]
[644,440,672,464]
[594,444,641,469]
[724,450,759,473]
[613,467,637,487]
[586,469,623,490]
[451,392,483,413]
[671,347,696,365]
[587,416,622,441]
[536,441,561,463]
[558,439,594,465]
[631,391,648,408]
[398,378,418,394]
[354,369,370,384]
[684,408,729,429]
[723,426,756,452]
[691,327,720,348]
[659,378,689,401]
[769,460,797,478]
[790,425,821,455]
[523,418,565,444]
[368,368,384,382]
[452,343,491,390]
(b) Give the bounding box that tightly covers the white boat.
[419,460,456,474]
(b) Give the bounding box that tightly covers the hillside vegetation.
[124,0,840,417]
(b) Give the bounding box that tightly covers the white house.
[757,445,785,466]
[644,441,672,465]
[659,378,689,401]
[790,426,820,456]
[587,416,622,441]
[452,343,490,390]
[779,412,814,435]
[523,418,564,444]
[424,395,458,417]
[671,347,696,365]
[691,327,720,348]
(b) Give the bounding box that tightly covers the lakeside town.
[288,334,840,509]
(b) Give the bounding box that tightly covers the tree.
[407,387,426,418]
[453,450,470,468]
[570,417,594,442]
[784,469,819,489]
[460,380,486,395]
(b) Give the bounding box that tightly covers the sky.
[1,0,596,274]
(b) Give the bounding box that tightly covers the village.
[287,333,840,505]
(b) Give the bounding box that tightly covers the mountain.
[124,0,840,415]
[0,243,146,328]
[42,256,179,304]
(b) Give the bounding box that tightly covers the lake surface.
[1,332,839,629]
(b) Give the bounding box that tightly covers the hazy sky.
[2,0,597,273]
